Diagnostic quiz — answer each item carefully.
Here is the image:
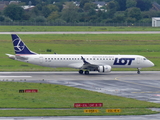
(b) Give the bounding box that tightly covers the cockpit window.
[143,58,147,60]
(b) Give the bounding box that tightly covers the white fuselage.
[14,54,154,69]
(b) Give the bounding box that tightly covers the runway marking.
[0,76,32,78]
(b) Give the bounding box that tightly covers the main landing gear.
[137,68,141,74]
[79,70,89,75]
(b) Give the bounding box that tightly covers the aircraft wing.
[80,56,99,70]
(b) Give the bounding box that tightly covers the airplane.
[6,34,154,75]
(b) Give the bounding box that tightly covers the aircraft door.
[39,56,43,63]
[137,57,140,64]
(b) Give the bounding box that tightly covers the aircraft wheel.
[79,70,83,74]
[85,71,89,75]
[137,68,140,74]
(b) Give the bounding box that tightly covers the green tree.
[107,1,117,18]
[55,2,63,12]
[61,2,80,22]
[47,11,59,21]
[139,18,151,23]
[4,4,24,21]
[126,17,136,23]
[113,12,125,22]
[0,16,5,21]
[114,0,126,11]
[45,4,59,21]
[126,0,137,8]
[142,10,160,18]
[125,7,142,21]
[32,16,47,22]
[83,2,95,12]
[30,7,41,16]
[47,4,59,12]
[22,12,31,21]
[79,0,91,8]
[136,0,152,11]
[42,6,51,17]
[54,18,66,24]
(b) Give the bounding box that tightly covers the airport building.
[152,17,160,27]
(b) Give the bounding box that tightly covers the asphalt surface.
[0,71,160,120]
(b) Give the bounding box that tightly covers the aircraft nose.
[149,60,154,67]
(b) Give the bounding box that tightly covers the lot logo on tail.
[13,38,25,52]
[11,34,36,55]
[113,58,135,65]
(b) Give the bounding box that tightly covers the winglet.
[11,34,37,55]
[81,56,90,64]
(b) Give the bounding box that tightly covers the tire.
[79,70,83,74]
[85,71,89,75]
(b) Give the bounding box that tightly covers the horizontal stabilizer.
[6,54,15,60]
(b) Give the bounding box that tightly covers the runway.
[1,71,160,120]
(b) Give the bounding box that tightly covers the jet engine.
[98,65,111,73]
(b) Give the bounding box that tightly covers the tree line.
[1,0,160,24]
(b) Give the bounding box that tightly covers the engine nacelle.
[98,65,111,73]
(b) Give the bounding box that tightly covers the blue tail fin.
[11,34,36,55]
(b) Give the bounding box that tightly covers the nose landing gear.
[137,68,141,74]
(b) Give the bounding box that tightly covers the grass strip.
[0,81,159,108]
[0,26,160,32]
[0,108,158,117]
[0,81,159,116]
